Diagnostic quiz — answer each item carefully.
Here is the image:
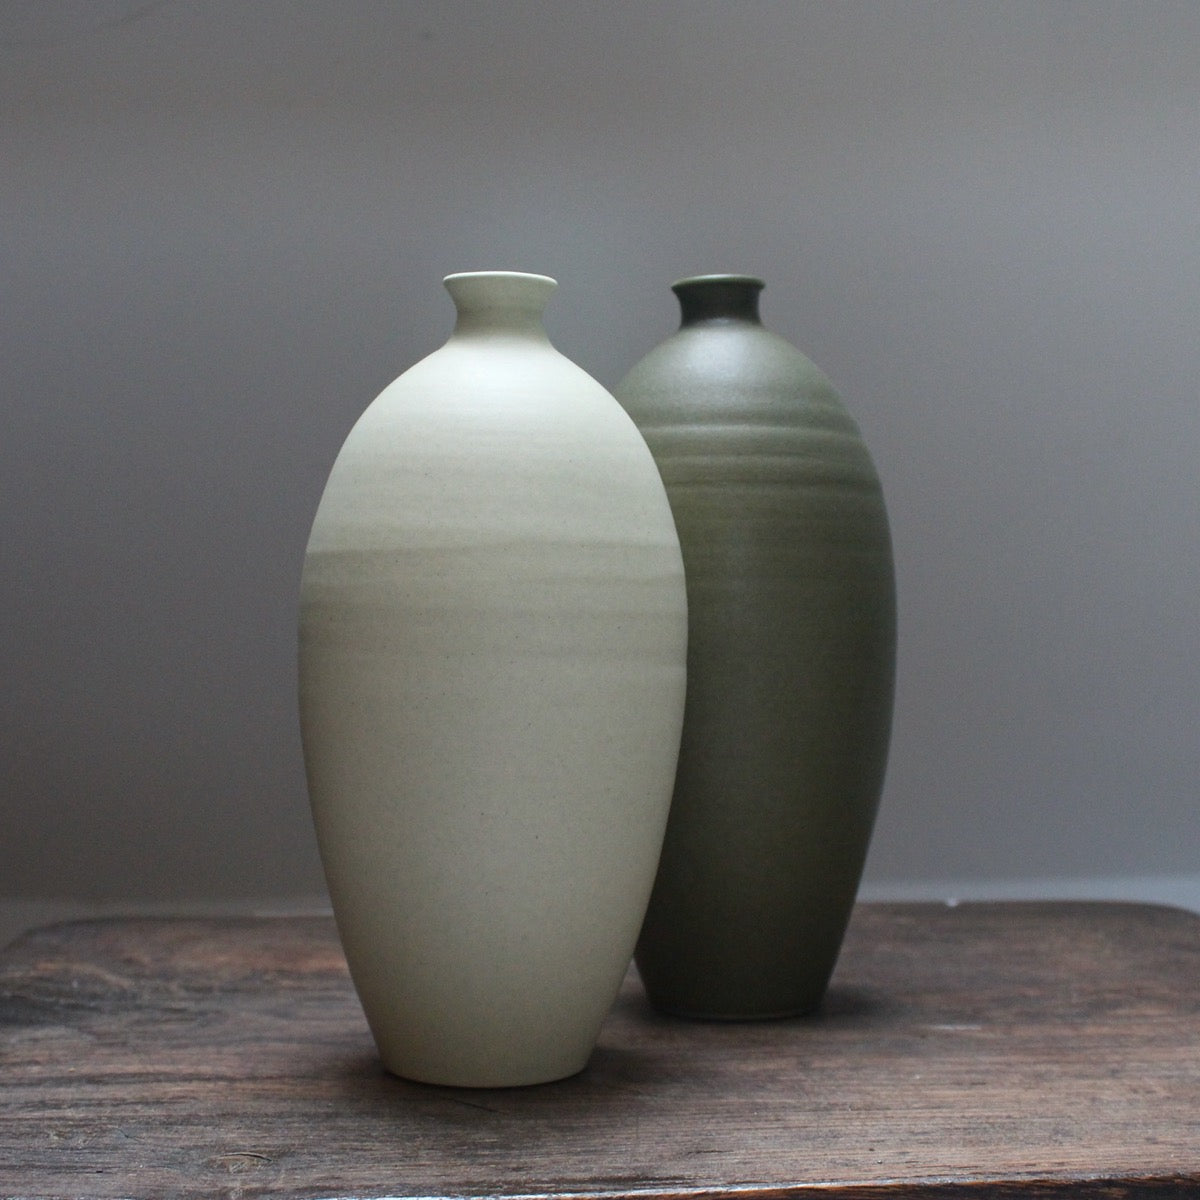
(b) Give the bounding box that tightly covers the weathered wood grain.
[1,903,1197,1199]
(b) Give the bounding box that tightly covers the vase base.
[648,1003,825,1022]
[644,996,824,1022]
[377,1047,592,1090]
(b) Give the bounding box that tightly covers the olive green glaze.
[615,275,896,1019]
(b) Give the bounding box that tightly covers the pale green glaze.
[300,272,687,1083]
[615,275,896,1019]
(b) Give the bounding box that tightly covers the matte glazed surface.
[299,272,687,1084]
[616,275,895,1018]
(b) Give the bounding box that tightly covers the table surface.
[2,902,1198,1199]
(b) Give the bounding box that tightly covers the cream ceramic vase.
[299,271,688,1086]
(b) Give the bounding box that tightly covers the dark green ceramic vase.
[615,275,896,1019]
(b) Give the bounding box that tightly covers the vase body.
[615,275,895,1019]
[299,271,688,1084]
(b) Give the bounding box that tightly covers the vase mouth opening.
[670,274,765,292]
[443,270,557,288]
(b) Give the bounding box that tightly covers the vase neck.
[672,274,765,328]
[443,271,556,340]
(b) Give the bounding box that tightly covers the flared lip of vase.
[671,273,765,291]
[443,270,557,287]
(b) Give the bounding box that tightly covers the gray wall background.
[3,1,1198,933]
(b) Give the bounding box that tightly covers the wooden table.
[2,902,1198,1198]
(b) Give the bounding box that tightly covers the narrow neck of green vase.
[672,275,765,327]
[444,271,556,340]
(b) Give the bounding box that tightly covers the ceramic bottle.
[299,271,688,1084]
[615,274,895,1019]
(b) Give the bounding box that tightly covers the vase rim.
[443,270,557,287]
[671,273,765,290]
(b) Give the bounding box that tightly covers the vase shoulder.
[615,323,879,494]
[618,324,848,423]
